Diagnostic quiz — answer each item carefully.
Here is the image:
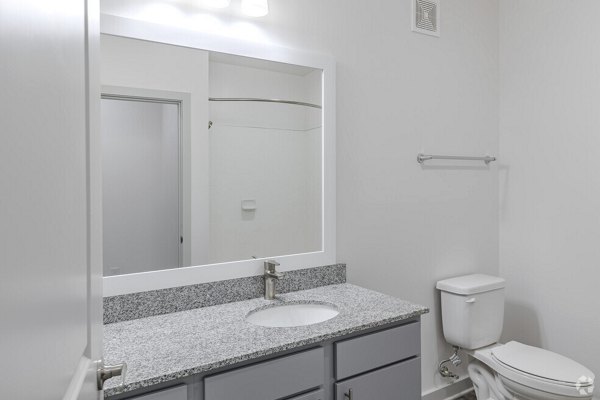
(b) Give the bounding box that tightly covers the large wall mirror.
[100,16,335,296]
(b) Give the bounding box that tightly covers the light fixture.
[202,0,231,9]
[241,0,269,17]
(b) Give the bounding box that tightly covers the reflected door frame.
[101,86,192,271]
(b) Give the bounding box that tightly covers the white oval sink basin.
[246,303,339,328]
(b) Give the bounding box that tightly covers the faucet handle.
[264,259,280,272]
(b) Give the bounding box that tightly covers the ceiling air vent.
[412,0,440,37]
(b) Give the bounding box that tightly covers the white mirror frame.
[100,15,336,296]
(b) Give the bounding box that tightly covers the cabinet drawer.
[204,348,324,400]
[335,357,420,400]
[129,385,187,400]
[335,321,420,379]
[289,389,325,400]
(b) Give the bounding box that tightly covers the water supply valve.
[438,346,462,380]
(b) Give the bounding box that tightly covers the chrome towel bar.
[417,153,496,165]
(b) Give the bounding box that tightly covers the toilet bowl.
[436,274,595,400]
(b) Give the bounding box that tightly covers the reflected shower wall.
[208,100,322,263]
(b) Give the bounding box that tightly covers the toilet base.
[468,359,515,400]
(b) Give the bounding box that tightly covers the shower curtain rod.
[209,97,322,109]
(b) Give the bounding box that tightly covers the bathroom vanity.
[103,284,428,400]
[99,15,427,400]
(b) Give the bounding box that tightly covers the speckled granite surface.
[104,283,428,397]
[104,264,346,324]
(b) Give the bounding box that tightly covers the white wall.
[499,1,600,396]
[100,0,499,396]
[271,1,500,395]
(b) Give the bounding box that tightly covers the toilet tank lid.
[436,274,505,295]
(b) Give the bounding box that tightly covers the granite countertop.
[103,283,429,397]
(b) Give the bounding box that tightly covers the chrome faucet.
[264,260,284,300]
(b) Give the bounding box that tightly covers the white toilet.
[436,274,595,400]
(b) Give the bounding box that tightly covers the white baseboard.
[422,377,474,400]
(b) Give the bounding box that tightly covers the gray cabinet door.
[335,322,420,380]
[205,348,324,400]
[289,389,325,400]
[335,358,420,400]
[130,385,187,400]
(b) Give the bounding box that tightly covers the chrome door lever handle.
[97,361,127,390]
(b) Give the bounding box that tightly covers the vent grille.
[416,0,436,31]
[412,0,440,37]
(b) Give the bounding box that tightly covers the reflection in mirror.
[102,97,182,275]
[100,35,323,276]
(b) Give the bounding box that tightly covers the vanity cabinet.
[128,385,187,400]
[109,319,421,400]
[334,323,421,400]
[335,358,420,400]
[335,322,420,380]
[289,390,326,400]
[204,348,324,400]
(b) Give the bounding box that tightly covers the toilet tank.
[436,274,506,350]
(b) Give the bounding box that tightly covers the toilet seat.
[492,341,594,387]
[474,342,595,398]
